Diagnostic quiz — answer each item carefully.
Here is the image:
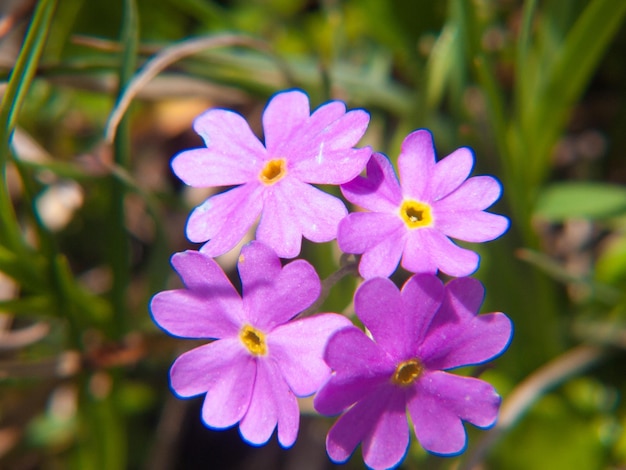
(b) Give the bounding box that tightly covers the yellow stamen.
[399,200,433,229]
[392,358,424,386]
[259,158,287,185]
[240,324,267,356]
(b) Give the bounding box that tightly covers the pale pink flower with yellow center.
[338,129,509,278]
[172,89,371,259]
[150,241,352,447]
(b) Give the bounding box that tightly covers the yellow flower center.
[259,158,287,185]
[399,200,433,229]
[239,324,267,356]
[392,358,424,386]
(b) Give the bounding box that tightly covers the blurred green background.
[1,0,626,468]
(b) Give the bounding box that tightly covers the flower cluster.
[150,89,512,470]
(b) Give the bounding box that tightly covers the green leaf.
[535,182,626,221]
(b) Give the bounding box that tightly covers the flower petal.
[341,153,403,212]
[435,210,510,242]
[427,147,474,201]
[436,175,503,211]
[269,313,353,396]
[171,147,259,187]
[262,90,311,152]
[314,327,394,416]
[169,339,255,429]
[398,130,436,201]
[191,108,266,164]
[357,227,407,279]
[354,276,441,359]
[150,290,241,339]
[187,184,263,254]
[326,385,409,470]
[150,251,243,337]
[405,229,479,277]
[237,240,282,303]
[240,248,321,333]
[337,211,404,253]
[257,179,347,258]
[238,359,299,448]
[420,278,513,369]
[408,371,500,455]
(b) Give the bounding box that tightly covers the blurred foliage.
[0,0,626,469]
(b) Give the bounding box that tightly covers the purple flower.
[172,89,371,259]
[150,241,352,447]
[338,129,509,278]
[314,274,512,469]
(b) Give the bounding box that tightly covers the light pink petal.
[399,229,440,274]
[269,313,353,396]
[186,185,262,251]
[150,290,241,339]
[420,278,512,369]
[171,148,259,187]
[262,90,311,152]
[341,153,403,212]
[169,339,255,429]
[257,179,347,258]
[293,147,372,184]
[192,108,266,160]
[314,327,394,416]
[404,229,479,277]
[150,251,244,337]
[338,211,404,254]
[409,371,500,455]
[398,130,436,200]
[427,147,474,201]
[435,175,503,211]
[237,240,282,304]
[326,385,409,469]
[245,257,321,330]
[435,210,510,242]
[239,359,299,448]
[357,228,407,279]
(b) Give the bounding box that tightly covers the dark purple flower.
[150,241,352,447]
[172,89,371,258]
[338,129,509,278]
[314,274,512,469]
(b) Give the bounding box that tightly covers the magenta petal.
[341,153,403,212]
[398,130,436,200]
[409,371,500,455]
[400,274,445,347]
[427,147,474,201]
[245,257,320,330]
[326,386,409,470]
[436,210,510,242]
[402,228,479,277]
[192,108,267,160]
[171,148,258,187]
[187,184,262,251]
[269,314,352,396]
[314,328,394,416]
[169,339,255,429]
[361,387,410,470]
[436,175,503,212]
[262,90,311,152]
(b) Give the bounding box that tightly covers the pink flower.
[338,129,509,278]
[172,89,371,259]
[314,274,512,470]
[150,241,352,447]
